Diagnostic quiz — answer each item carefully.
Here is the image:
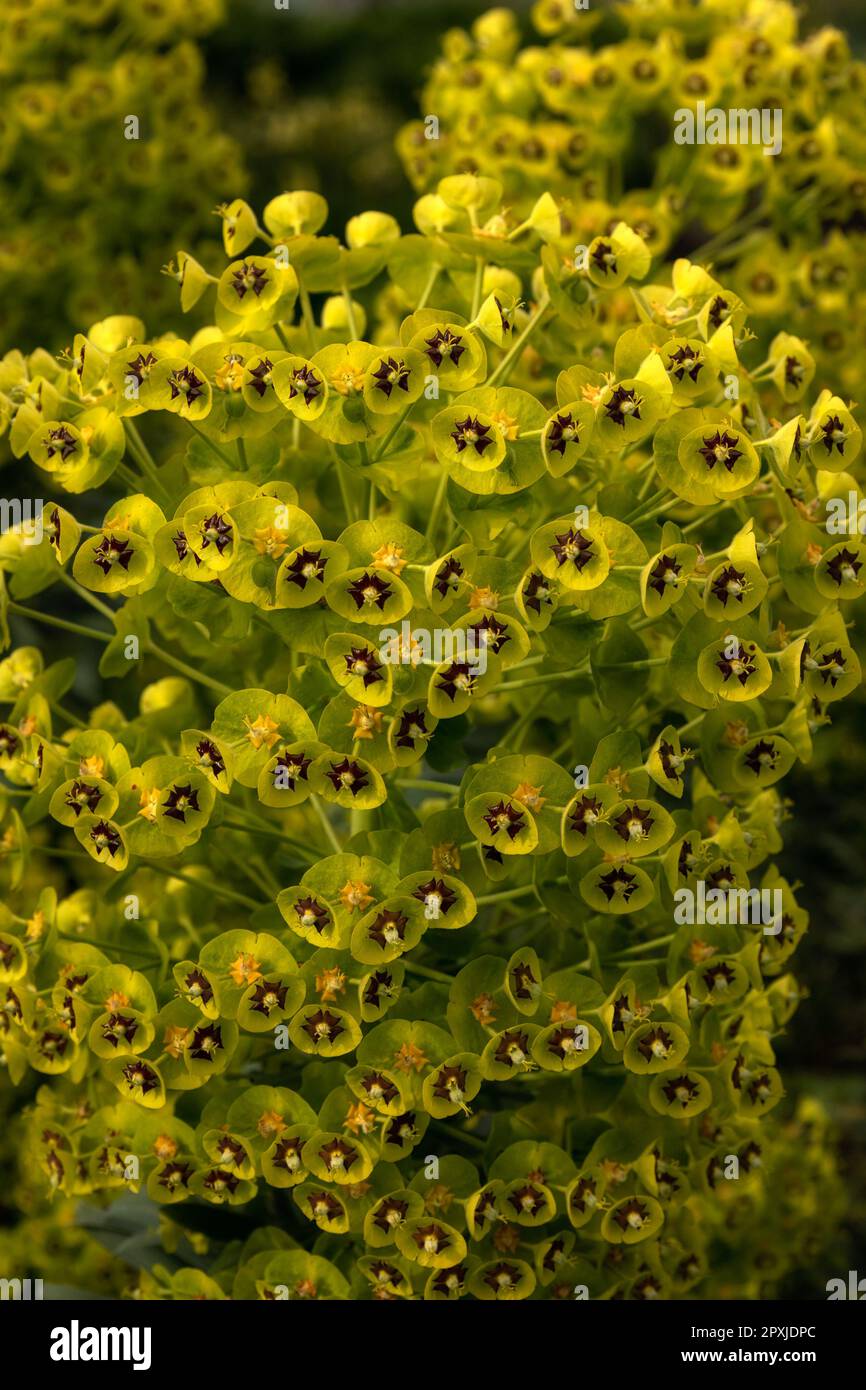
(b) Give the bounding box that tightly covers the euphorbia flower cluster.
[401,1,866,393]
[0,146,857,1297]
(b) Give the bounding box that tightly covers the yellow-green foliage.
[0,0,246,348]
[0,1,858,1303]
[399,1,866,393]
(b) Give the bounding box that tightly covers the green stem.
[298,279,317,353]
[677,714,705,737]
[144,640,232,697]
[637,467,657,502]
[334,455,359,523]
[234,800,319,861]
[187,422,235,468]
[349,806,373,839]
[54,569,116,621]
[57,933,158,961]
[681,506,734,535]
[629,287,656,323]
[508,693,547,752]
[431,1119,487,1151]
[416,263,441,312]
[403,961,452,985]
[476,877,567,906]
[341,283,359,339]
[486,294,551,388]
[116,461,148,495]
[615,934,675,956]
[124,420,172,507]
[625,489,673,524]
[395,779,458,794]
[32,609,233,699]
[35,847,259,910]
[492,667,587,694]
[596,657,667,670]
[8,602,110,644]
[233,854,276,900]
[312,796,342,854]
[50,700,86,730]
[219,815,313,856]
[471,257,486,320]
[137,860,262,909]
[424,468,449,545]
[691,199,769,264]
[372,401,416,463]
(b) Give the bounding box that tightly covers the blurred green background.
[206,0,866,231]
